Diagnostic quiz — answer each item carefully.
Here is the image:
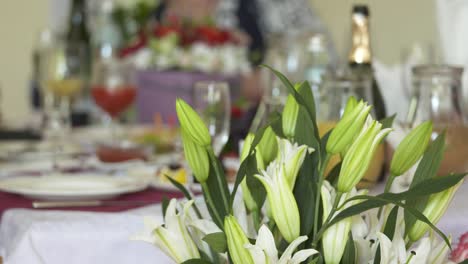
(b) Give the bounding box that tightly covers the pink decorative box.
[135,70,240,123]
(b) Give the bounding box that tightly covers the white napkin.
[0,206,174,264]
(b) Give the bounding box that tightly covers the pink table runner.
[0,188,184,214]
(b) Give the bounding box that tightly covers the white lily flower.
[255,162,300,243]
[245,225,319,264]
[276,137,314,189]
[377,232,433,264]
[233,190,257,238]
[189,218,225,263]
[375,221,453,264]
[321,181,367,264]
[132,199,200,263]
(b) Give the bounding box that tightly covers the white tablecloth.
[0,182,467,264]
[0,205,173,264]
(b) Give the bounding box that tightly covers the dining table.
[0,128,466,264]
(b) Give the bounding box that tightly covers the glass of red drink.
[91,59,137,141]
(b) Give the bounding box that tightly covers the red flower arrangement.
[451,232,468,262]
[120,17,241,58]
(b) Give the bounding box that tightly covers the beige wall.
[0,2,48,124]
[310,0,439,64]
[0,1,439,123]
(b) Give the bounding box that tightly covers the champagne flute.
[193,81,231,156]
[40,40,86,168]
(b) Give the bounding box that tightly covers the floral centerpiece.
[133,66,466,263]
[119,16,250,74]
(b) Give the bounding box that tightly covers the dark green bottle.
[66,0,92,126]
[348,4,386,120]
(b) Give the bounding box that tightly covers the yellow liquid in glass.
[47,78,83,97]
[435,125,468,175]
[318,121,385,188]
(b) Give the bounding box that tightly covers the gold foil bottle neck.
[349,12,372,64]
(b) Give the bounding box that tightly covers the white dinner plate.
[0,174,149,201]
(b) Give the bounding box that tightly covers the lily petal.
[256,225,278,262]
[278,236,308,264]
[290,249,319,264]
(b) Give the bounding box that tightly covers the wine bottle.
[66,0,92,126]
[348,5,388,185]
[348,4,386,120]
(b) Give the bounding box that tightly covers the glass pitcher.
[410,64,468,175]
[318,71,384,188]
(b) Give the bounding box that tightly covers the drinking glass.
[40,40,86,154]
[91,58,137,142]
[318,72,384,188]
[409,64,468,175]
[193,81,231,156]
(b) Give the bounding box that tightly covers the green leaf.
[243,150,267,210]
[326,162,342,186]
[202,232,227,253]
[161,196,169,219]
[342,173,466,207]
[166,175,202,218]
[405,132,446,235]
[341,232,356,264]
[181,259,213,264]
[166,175,193,200]
[269,111,285,138]
[204,152,231,228]
[329,195,452,248]
[293,152,319,236]
[373,204,399,264]
[379,114,396,129]
[230,123,271,208]
[297,81,317,122]
[373,245,381,264]
[293,107,320,150]
[458,260,468,264]
[379,113,397,141]
[296,81,319,140]
[383,205,399,239]
[262,65,316,127]
[411,131,446,187]
[401,173,466,199]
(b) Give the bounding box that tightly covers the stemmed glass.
[193,81,231,156]
[91,58,137,142]
[40,40,86,165]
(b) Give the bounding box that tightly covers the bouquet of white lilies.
[133,66,466,264]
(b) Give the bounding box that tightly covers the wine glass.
[40,40,86,165]
[91,58,137,142]
[193,81,231,156]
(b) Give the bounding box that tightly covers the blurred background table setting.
[0,0,467,263]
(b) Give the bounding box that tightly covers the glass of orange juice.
[318,72,385,188]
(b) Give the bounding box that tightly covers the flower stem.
[384,173,396,193]
[201,182,224,227]
[379,174,396,217]
[313,154,331,240]
[312,191,342,248]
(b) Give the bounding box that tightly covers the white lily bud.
[255,162,300,243]
[337,120,392,192]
